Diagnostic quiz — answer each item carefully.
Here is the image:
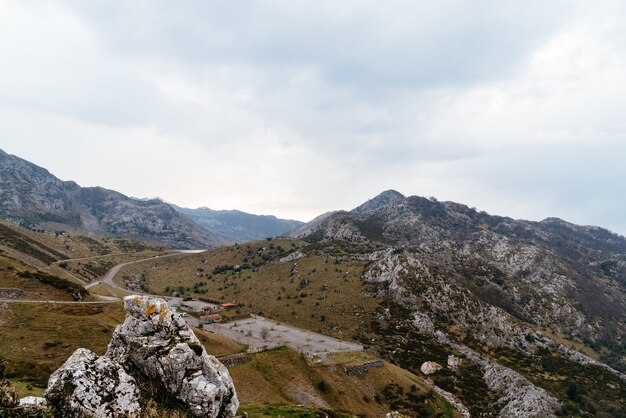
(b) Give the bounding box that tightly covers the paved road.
[86,252,184,290]
[207,315,363,355]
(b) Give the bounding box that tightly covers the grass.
[327,351,377,365]
[530,324,601,359]
[119,240,380,343]
[0,221,162,261]
[88,282,134,299]
[60,250,167,282]
[229,346,458,418]
[0,302,125,386]
[0,296,458,417]
[0,255,89,301]
[193,328,247,357]
[8,378,45,398]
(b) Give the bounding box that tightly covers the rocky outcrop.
[45,348,141,417]
[0,288,21,299]
[447,355,462,371]
[43,295,238,418]
[106,295,238,417]
[420,361,443,375]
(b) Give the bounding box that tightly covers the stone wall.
[344,360,384,376]
[218,354,250,368]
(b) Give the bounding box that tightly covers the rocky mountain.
[172,204,303,243]
[0,149,221,249]
[295,190,626,416]
[286,210,338,238]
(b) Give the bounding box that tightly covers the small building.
[199,314,223,323]
[220,302,236,309]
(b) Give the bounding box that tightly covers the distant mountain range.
[0,149,308,248]
[171,205,303,243]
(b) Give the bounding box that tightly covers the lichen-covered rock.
[106,295,238,417]
[420,361,443,375]
[45,348,141,418]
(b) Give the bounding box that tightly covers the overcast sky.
[1,1,625,233]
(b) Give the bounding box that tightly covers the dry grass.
[327,351,377,365]
[120,240,379,342]
[88,283,134,299]
[231,346,459,418]
[194,328,247,357]
[531,325,600,359]
[0,302,125,386]
[0,255,87,301]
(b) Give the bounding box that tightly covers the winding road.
[85,252,184,291]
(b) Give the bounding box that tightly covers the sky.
[1,1,625,234]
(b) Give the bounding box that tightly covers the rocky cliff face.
[0,149,221,249]
[41,295,239,417]
[299,190,626,416]
[173,205,303,243]
[305,191,626,347]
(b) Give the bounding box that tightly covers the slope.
[0,149,222,249]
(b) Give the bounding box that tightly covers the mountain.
[303,191,626,344]
[286,210,338,238]
[91,190,626,415]
[352,189,406,214]
[287,190,626,416]
[0,149,222,249]
[172,205,304,243]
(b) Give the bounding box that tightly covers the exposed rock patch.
[447,355,462,371]
[45,348,141,418]
[0,288,21,299]
[420,361,443,375]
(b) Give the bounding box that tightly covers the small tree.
[259,326,270,340]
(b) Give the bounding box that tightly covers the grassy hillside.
[119,239,380,339]
[0,301,458,417]
[122,239,626,416]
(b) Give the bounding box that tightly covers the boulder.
[45,348,141,417]
[447,355,463,371]
[420,361,443,375]
[106,295,238,417]
[18,396,47,408]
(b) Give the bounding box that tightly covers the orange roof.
[221,302,236,307]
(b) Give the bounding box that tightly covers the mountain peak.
[352,190,405,214]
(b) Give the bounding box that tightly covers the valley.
[1,153,626,417]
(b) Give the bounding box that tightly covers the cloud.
[0,0,625,233]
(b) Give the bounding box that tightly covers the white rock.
[45,348,141,417]
[106,295,239,418]
[447,355,463,371]
[420,361,443,375]
[18,396,48,411]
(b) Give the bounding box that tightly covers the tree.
[259,326,270,340]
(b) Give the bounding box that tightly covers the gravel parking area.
[205,315,363,355]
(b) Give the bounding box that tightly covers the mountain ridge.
[0,149,222,249]
[171,204,304,243]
